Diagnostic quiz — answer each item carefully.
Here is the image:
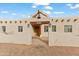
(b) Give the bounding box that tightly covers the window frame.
[52,25,56,32]
[2,26,6,32]
[18,26,23,32]
[44,26,48,32]
[64,25,72,32]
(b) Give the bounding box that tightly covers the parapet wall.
[0,20,27,24]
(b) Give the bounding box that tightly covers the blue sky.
[0,3,79,19]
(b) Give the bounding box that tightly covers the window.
[64,25,72,32]
[44,26,48,32]
[2,26,6,32]
[18,26,23,32]
[52,25,56,32]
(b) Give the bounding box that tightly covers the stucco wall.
[0,21,32,45]
[49,19,79,47]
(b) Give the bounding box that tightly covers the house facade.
[0,10,79,47]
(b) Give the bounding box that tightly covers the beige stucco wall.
[0,21,32,45]
[49,19,79,47]
[0,16,79,47]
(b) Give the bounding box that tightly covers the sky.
[0,3,79,19]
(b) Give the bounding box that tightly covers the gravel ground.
[0,38,79,56]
